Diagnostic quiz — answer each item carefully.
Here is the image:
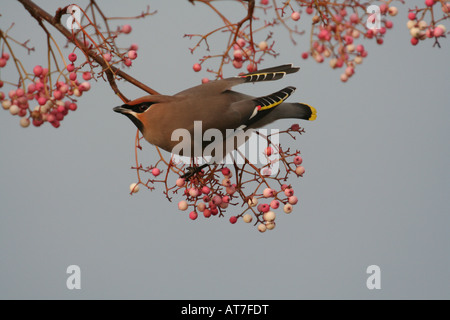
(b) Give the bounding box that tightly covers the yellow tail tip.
[309,105,317,121]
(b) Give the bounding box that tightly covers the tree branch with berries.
[0,0,448,232]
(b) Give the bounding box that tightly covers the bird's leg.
[181,163,210,179]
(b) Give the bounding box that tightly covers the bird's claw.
[181,166,199,179]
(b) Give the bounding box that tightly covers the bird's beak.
[113,106,131,115]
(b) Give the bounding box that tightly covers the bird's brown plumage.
[114,64,317,157]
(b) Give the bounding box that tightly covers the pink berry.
[247,63,257,73]
[237,38,246,47]
[226,185,236,195]
[82,72,92,81]
[176,178,185,187]
[37,97,47,106]
[222,196,230,203]
[47,114,56,122]
[434,26,444,37]
[408,12,416,20]
[51,120,60,128]
[294,156,303,165]
[201,186,210,194]
[233,50,243,60]
[122,24,132,34]
[57,105,65,113]
[222,167,231,176]
[260,0,269,5]
[281,184,289,191]
[306,7,313,15]
[102,54,112,62]
[229,216,237,224]
[80,82,91,91]
[411,37,419,45]
[18,109,27,117]
[130,43,139,51]
[55,112,64,121]
[345,66,354,77]
[350,13,359,24]
[178,200,188,211]
[212,195,222,205]
[68,103,77,111]
[295,166,305,176]
[291,12,300,21]
[189,188,200,197]
[210,208,218,216]
[69,72,77,81]
[124,58,132,67]
[53,90,63,100]
[2,52,10,60]
[68,53,77,62]
[16,88,24,97]
[33,119,43,127]
[0,59,6,67]
[284,188,294,197]
[193,63,201,72]
[33,65,43,76]
[128,50,137,60]
[301,52,309,59]
[385,20,393,29]
[201,78,209,84]
[233,60,243,69]
[27,83,36,93]
[288,196,298,205]
[263,188,273,198]
[67,64,75,72]
[189,211,198,220]
[203,209,211,218]
[425,0,434,7]
[151,168,160,177]
[270,200,280,209]
[265,146,273,156]
[260,204,270,213]
[344,35,353,44]
[197,203,206,212]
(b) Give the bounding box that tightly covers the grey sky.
[0,0,449,299]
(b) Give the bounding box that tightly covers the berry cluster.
[0,2,151,129]
[0,53,90,128]
[131,124,308,232]
[407,1,449,47]
[188,0,447,82]
[296,1,400,82]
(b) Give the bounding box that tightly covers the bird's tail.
[281,102,317,121]
[241,64,300,83]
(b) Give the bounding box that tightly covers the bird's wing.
[174,64,300,97]
[229,86,298,130]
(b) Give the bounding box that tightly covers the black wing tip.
[245,63,300,76]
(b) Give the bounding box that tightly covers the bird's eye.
[134,103,151,113]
